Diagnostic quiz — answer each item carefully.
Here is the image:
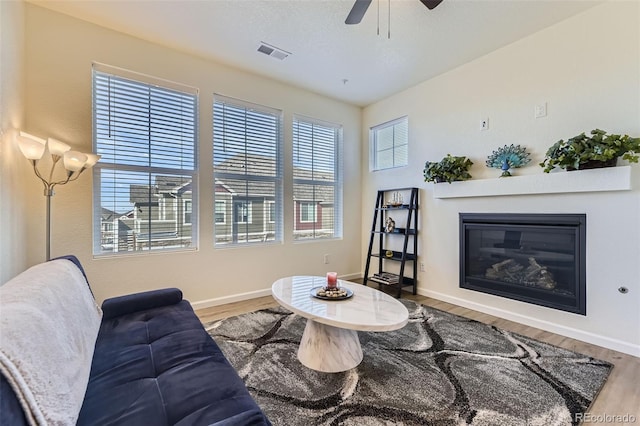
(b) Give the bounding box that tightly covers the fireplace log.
[524,257,544,280]
[485,257,557,290]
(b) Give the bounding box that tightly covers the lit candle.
[326,272,338,288]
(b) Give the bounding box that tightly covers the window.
[370,116,408,171]
[159,199,166,221]
[215,200,226,224]
[235,200,252,224]
[92,63,198,255]
[183,200,192,225]
[213,95,283,245]
[300,202,317,223]
[293,116,342,240]
[265,201,275,223]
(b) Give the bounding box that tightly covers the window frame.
[183,200,192,225]
[213,95,283,247]
[215,200,227,224]
[235,200,253,225]
[292,115,343,241]
[369,116,409,171]
[299,201,317,223]
[92,63,199,256]
[265,200,276,224]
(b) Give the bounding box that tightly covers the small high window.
[370,116,408,171]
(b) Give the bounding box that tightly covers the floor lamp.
[17,131,100,261]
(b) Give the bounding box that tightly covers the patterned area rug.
[204,300,612,426]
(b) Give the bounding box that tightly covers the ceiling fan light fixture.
[346,0,444,27]
[345,0,372,24]
[257,42,291,60]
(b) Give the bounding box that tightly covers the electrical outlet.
[323,254,330,264]
[420,262,425,272]
[480,118,489,131]
[535,102,547,118]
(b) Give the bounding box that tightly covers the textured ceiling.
[28,0,601,106]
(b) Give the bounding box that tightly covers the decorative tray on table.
[310,286,353,301]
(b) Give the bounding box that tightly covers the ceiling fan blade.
[345,0,372,25]
[419,0,444,10]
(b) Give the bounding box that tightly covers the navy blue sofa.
[0,257,271,426]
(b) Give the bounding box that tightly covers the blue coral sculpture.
[486,144,531,177]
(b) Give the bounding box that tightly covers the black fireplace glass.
[460,213,586,315]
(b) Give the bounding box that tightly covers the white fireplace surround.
[417,165,639,357]
[434,166,632,199]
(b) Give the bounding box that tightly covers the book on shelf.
[369,277,399,285]
[371,272,400,284]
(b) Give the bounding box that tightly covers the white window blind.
[213,95,283,246]
[370,116,408,171]
[293,115,342,241]
[92,64,198,255]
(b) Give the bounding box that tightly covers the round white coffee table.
[271,276,409,373]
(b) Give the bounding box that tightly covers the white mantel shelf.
[433,166,633,199]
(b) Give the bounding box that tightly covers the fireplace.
[460,213,586,315]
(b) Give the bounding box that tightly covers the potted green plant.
[423,154,473,183]
[540,129,640,173]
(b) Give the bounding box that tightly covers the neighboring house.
[213,154,336,244]
[99,206,133,252]
[291,168,334,239]
[99,155,335,250]
[99,207,118,250]
[106,176,194,251]
[213,153,278,244]
[213,178,276,244]
[132,176,192,250]
[213,177,333,244]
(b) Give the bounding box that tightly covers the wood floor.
[196,285,640,423]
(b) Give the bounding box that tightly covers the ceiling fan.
[345,0,444,25]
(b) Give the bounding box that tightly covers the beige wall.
[22,4,362,304]
[362,2,640,356]
[0,0,28,284]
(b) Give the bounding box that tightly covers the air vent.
[257,42,291,60]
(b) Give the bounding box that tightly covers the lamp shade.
[63,151,88,172]
[83,153,101,169]
[47,138,71,157]
[17,131,46,160]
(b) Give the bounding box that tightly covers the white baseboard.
[190,275,639,357]
[190,272,362,311]
[418,288,640,358]
[190,288,272,311]
[340,272,362,281]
